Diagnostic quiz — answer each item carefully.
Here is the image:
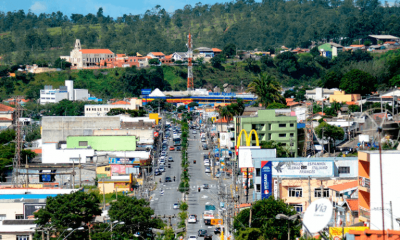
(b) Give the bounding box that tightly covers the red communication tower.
[187,33,194,90]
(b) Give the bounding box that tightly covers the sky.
[0,0,261,19]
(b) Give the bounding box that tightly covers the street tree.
[34,191,101,239]
[339,69,376,96]
[149,58,160,65]
[247,73,285,107]
[315,121,345,148]
[233,197,301,240]
[260,140,290,157]
[108,196,164,238]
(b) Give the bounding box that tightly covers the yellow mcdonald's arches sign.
[237,129,259,147]
[211,116,217,122]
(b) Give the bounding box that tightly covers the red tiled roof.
[384,41,396,44]
[316,112,326,116]
[212,48,222,52]
[214,117,232,123]
[111,101,130,105]
[287,101,299,106]
[286,98,294,102]
[116,54,126,57]
[350,45,364,48]
[0,104,15,112]
[328,181,358,192]
[0,117,12,121]
[80,49,114,54]
[346,101,358,105]
[382,96,393,98]
[31,149,42,154]
[346,199,358,211]
[150,52,165,56]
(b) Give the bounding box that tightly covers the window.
[256,184,261,192]
[15,214,24,219]
[86,108,90,111]
[290,204,303,213]
[279,123,286,128]
[279,133,286,137]
[79,141,88,146]
[0,214,5,221]
[16,236,29,240]
[105,167,111,171]
[281,143,286,146]
[268,124,271,130]
[288,188,303,197]
[338,167,350,174]
[290,123,294,127]
[290,133,294,137]
[268,133,271,140]
[290,142,294,146]
[256,168,261,177]
[314,188,330,198]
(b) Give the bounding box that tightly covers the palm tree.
[247,73,285,107]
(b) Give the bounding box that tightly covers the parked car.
[173,203,180,209]
[204,234,213,240]
[165,177,172,182]
[198,229,207,237]
[169,146,175,151]
[188,235,197,240]
[214,227,221,234]
[155,169,161,176]
[203,219,211,225]
[204,160,210,166]
[159,166,165,172]
[176,146,181,151]
[205,167,211,173]
[168,157,174,162]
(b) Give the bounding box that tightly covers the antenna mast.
[187,32,194,91]
[13,96,23,187]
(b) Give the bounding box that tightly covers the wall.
[66,136,136,151]
[93,129,154,143]
[41,116,121,143]
[42,143,94,164]
[368,151,400,230]
[74,89,88,101]
[0,202,24,219]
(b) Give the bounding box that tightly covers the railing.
[360,208,370,220]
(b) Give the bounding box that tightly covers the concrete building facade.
[40,80,90,104]
[330,91,361,103]
[68,39,115,68]
[84,98,142,117]
[234,109,298,156]
[305,87,337,101]
[42,142,95,164]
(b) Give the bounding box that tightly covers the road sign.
[141,89,152,95]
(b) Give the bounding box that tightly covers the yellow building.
[98,174,136,194]
[329,91,361,103]
[149,113,161,125]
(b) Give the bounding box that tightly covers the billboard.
[238,146,260,168]
[272,161,334,178]
[141,89,152,95]
[24,203,46,219]
[261,161,272,199]
[111,164,133,174]
[329,227,368,240]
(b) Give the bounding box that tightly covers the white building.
[84,98,142,117]
[171,52,188,61]
[42,142,95,164]
[67,39,115,68]
[40,80,90,104]
[305,87,338,101]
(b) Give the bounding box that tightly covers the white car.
[205,167,211,173]
[188,235,197,240]
[204,161,210,166]
[188,215,197,223]
[193,130,197,134]
[173,203,180,209]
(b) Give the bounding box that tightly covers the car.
[202,184,209,189]
[214,227,221,234]
[201,138,206,142]
[169,146,175,151]
[159,166,165,172]
[203,154,209,160]
[155,170,162,176]
[202,144,208,150]
[188,235,197,240]
[176,146,181,151]
[204,161,210,166]
[168,157,174,162]
[204,234,213,240]
[193,130,197,134]
[215,172,221,178]
[198,229,207,237]
[205,168,211,173]
[204,219,211,225]
[188,214,197,223]
[173,203,180,209]
[165,177,172,182]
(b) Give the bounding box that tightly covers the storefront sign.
[109,158,136,164]
[329,227,369,239]
[240,167,254,173]
[111,164,133,174]
[261,161,272,199]
[272,161,334,177]
[359,176,370,188]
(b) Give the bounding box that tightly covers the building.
[171,52,188,61]
[147,52,165,59]
[99,56,149,68]
[84,98,142,117]
[195,47,215,58]
[40,80,90,104]
[212,48,222,56]
[357,150,400,230]
[305,88,338,101]
[41,116,121,143]
[98,174,136,194]
[42,142,95,164]
[367,35,399,45]
[66,136,137,151]
[0,103,15,129]
[67,39,115,68]
[330,91,361,103]
[234,109,298,156]
[318,42,343,58]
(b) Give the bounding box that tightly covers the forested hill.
[1,0,400,64]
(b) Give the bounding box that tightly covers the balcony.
[359,208,370,220]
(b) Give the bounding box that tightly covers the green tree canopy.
[315,121,345,146]
[247,73,285,107]
[339,69,376,96]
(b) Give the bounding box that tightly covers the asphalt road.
[150,122,222,240]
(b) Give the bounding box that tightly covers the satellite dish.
[223,83,228,87]
[303,198,333,233]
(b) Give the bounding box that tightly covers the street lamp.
[276,213,301,240]
[104,221,125,239]
[396,218,400,227]
[63,227,84,240]
[57,228,72,240]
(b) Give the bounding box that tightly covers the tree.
[266,102,288,109]
[222,43,236,58]
[53,58,71,69]
[247,73,285,107]
[260,140,290,157]
[389,75,400,87]
[339,69,376,96]
[149,58,160,65]
[108,196,164,238]
[274,52,298,75]
[210,54,226,70]
[310,46,320,58]
[320,71,342,89]
[315,121,345,149]
[234,197,301,240]
[34,191,101,239]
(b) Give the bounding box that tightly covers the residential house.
[367,45,386,51]
[68,39,115,68]
[84,98,142,117]
[172,52,188,61]
[147,52,165,59]
[100,56,149,68]
[0,103,15,129]
[305,87,338,101]
[212,48,222,56]
[318,42,343,58]
[3,98,29,106]
[330,90,361,103]
[195,47,214,58]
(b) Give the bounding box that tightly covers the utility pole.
[390,201,394,229]
[308,176,311,204]
[246,167,249,203]
[72,160,75,188]
[103,181,106,210]
[277,176,280,199]
[79,154,81,188]
[249,203,252,228]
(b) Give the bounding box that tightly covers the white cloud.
[30,1,47,13]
